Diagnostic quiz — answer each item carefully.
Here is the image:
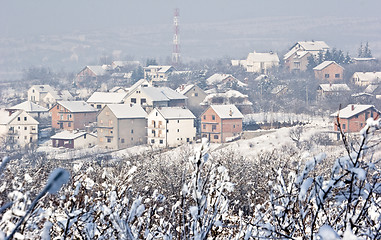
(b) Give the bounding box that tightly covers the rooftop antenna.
[172,8,180,66]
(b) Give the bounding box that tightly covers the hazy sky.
[1,0,380,37]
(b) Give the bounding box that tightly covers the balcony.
[147,124,165,129]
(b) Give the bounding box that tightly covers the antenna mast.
[172,8,180,66]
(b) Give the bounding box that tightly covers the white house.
[27,85,73,108]
[0,110,39,148]
[352,72,381,86]
[6,101,49,119]
[233,51,280,73]
[147,107,196,148]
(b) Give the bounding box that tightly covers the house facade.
[143,65,174,81]
[97,104,147,149]
[352,72,381,86]
[284,41,329,72]
[233,51,280,73]
[51,131,97,149]
[147,107,196,148]
[177,84,207,110]
[0,110,39,148]
[200,105,243,143]
[331,104,380,133]
[124,86,187,112]
[50,101,97,131]
[317,84,350,100]
[313,61,344,82]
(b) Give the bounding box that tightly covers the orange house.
[313,61,344,82]
[331,104,380,133]
[200,105,243,143]
[50,101,98,131]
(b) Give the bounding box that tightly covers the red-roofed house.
[313,61,344,82]
[331,104,380,133]
[200,104,243,143]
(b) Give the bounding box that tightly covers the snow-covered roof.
[364,84,380,93]
[154,107,195,119]
[202,90,252,106]
[57,101,97,113]
[107,104,147,119]
[319,84,350,92]
[296,41,329,51]
[313,61,343,71]
[210,105,244,119]
[87,92,128,104]
[30,85,55,93]
[0,110,39,125]
[59,90,74,100]
[128,79,152,92]
[86,65,108,76]
[8,101,48,112]
[140,87,187,102]
[111,61,140,68]
[51,130,96,140]
[109,86,128,93]
[206,73,247,87]
[353,72,381,82]
[144,65,174,73]
[246,52,280,63]
[330,104,378,118]
[177,84,195,95]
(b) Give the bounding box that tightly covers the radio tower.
[172,8,180,66]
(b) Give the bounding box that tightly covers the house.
[201,90,253,114]
[233,51,280,73]
[143,65,175,82]
[0,110,39,148]
[313,61,344,82]
[200,105,243,143]
[364,84,381,99]
[352,58,377,64]
[284,41,329,72]
[97,104,147,149]
[27,85,73,108]
[51,130,97,149]
[147,107,196,148]
[6,101,49,120]
[317,84,351,100]
[111,61,140,71]
[352,72,381,86]
[49,101,97,131]
[86,92,128,110]
[176,84,207,110]
[123,86,187,112]
[206,74,247,90]
[330,104,380,134]
[75,65,110,84]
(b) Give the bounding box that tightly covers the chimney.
[229,109,233,116]
[351,105,355,111]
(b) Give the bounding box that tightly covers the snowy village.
[0,1,381,239]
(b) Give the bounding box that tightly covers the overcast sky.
[1,0,380,37]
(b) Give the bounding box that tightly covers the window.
[18,117,20,121]
[195,93,198,97]
[131,129,134,134]
[342,124,346,129]
[141,98,146,104]
[212,125,216,131]
[107,138,112,143]
[187,138,190,142]
[68,122,71,127]
[121,138,125,143]
[24,117,27,121]
[177,129,180,132]
[108,120,113,126]
[159,140,163,144]
[57,105,59,109]
[131,98,136,104]
[151,139,155,144]
[335,74,340,78]
[100,138,103,142]
[214,135,219,139]
[177,120,180,123]
[97,105,102,109]
[212,115,215,120]
[203,115,206,120]
[109,130,113,134]
[131,137,134,141]
[233,124,236,128]
[203,124,206,129]
[24,127,27,130]
[325,74,330,78]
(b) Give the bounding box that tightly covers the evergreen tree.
[307,55,317,71]
[344,52,352,64]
